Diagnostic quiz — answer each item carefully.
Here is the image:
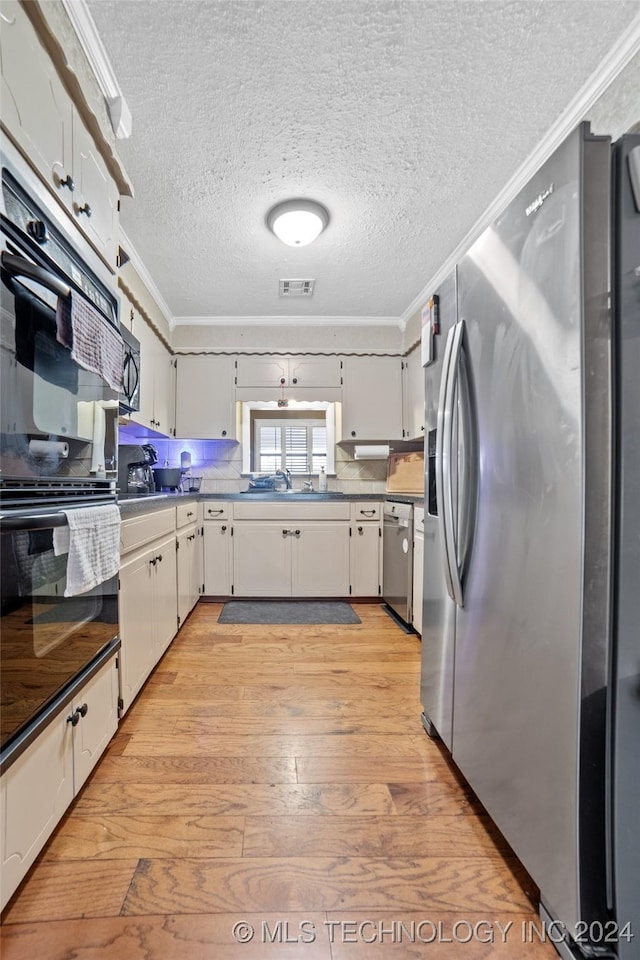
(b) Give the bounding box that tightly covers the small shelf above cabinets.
[175,355,236,440]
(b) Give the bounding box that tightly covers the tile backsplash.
[118,427,387,494]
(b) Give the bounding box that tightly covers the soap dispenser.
[318,466,327,492]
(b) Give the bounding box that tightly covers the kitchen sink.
[239,490,346,499]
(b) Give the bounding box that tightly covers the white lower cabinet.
[233,522,291,597]
[0,656,118,910]
[412,507,425,635]
[119,509,178,715]
[350,502,382,597]
[177,524,200,626]
[203,504,234,597]
[291,524,350,596]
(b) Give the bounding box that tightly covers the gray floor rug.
[218,601,361,624]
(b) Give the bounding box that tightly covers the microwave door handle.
[1,251,71,299]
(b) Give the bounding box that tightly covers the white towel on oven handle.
[53,504,121,597]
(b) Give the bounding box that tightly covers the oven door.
[0,507,119,757]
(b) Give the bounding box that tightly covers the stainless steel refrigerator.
[420,123,639,959]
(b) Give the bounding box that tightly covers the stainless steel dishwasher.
[383,500,414,625]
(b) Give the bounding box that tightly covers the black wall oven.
[0,501,120,766]
[0,136,122,771]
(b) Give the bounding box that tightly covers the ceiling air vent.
[279,278,315,297]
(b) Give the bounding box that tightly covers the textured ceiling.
[86,0,639,324]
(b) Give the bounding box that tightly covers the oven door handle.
[0,512,68,532]
[1,251,71,299]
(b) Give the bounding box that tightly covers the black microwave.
[120,326,141,414]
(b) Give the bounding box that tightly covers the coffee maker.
[117,443,158,495]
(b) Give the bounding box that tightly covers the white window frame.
[241,401,336,476]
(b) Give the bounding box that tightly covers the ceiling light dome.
[267,199,329,247]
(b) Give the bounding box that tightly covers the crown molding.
[62,0,132,139]
[118,227,175,324]
[172,314,402,328]
[399,11,640,331]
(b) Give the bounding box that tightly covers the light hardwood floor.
[1,602,558,958]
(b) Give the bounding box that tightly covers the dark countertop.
[118,490,424,518]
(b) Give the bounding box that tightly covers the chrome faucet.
[303,479,314,491]
[276,469,292,489]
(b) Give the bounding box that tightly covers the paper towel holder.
[354,444,390,460]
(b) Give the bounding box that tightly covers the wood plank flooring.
[1,602,557,958]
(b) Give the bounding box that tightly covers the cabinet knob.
[295,529,300,536]
[187,511,194,518]
[358,526,364,534]
[280,378,286,385]
[76,202,92,218]
[78,703,88,718]
[59,174,75,192]
[351,431,356,437]
[292,377,298,384]
[67,710,80,726]
[221,525,227,532]
[150,557,157,566]
[282,529,288,536]
[157,554,163,563]
[222,430,227,436]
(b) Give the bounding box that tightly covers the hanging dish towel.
[56,291,124,392]
[53,504,121,597]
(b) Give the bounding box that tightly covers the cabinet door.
[403,348,425,440]
[350,523,381,597]
[289,356,342,388]
[72,119,119,269]
[0,0,74,205]
[203,522,232,596]
[341,356,403,440]
[292,523,350,597]
[152,339,175,437]
[233,523,291,597]
[175,355,235,439]
[176,528,192,626]
[72,658,118,791]
[153,534,178,657]
[234,356,288,389]
[190,526,203,608]
[119,548,156,713]
[0,700,74,911]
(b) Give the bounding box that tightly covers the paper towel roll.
[29,440,69,458]
[354,444,390,460]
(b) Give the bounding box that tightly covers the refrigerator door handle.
[435,321,459,604]
[441,320,465,607]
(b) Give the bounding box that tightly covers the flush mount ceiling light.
[267,199,329,247]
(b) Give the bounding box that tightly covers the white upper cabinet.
[402,346,425,440]
[175,355,236,439]
[340,355,403,441]
[235,355,342,389]
[0,0,120,268]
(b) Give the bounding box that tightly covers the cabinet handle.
[222,430,227,436]
[358,526,364,534]
[221,525,227,532]
[360,509,376,517]
[157,554,163,563]
[150,557,157,566]
[282,529,288,536]
[59,174,75,193]
[76,202,92,218]
[351,430,356,437]
[187,511,194,518]
[280,378,286,385]
[78,703,88,718]
[67,710,80,726]
[295,529,300,536]
[208,509,224,516]
[292,377,298,384]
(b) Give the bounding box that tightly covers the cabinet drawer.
[176,501,200,528]
[233,501,351,521]
[351,501,381,522]
[203,501,231,521]
[120,508,175,555]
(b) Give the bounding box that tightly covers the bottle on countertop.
[318,466,327,492]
